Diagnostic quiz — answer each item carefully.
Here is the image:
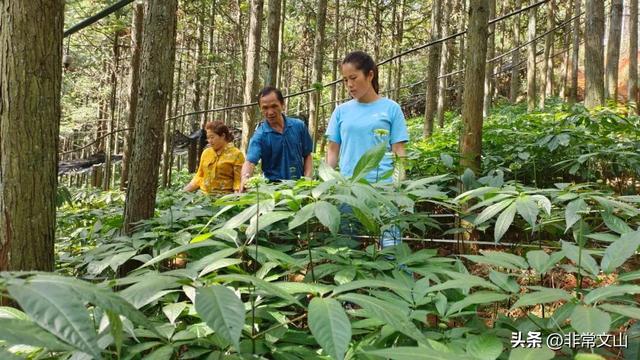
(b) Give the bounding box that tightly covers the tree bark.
[0,0,64,271]
[559,3,573,100]
[121,2,144,190]
[436,0,451,127]
[308,0,329,148]
[393,0,406,101]
[628,0,638,108]
[509,0,522,103]
[423,0,443,137]
[584,0,605,108]
[527,6,537,112]
[240,0,264,153]
[540,0,554,108]
[266,0,282,86]
[460,0,489,175]
[605,0,623,101]
[104,30,121,190]
[569,0,581,104]
[123,0,178,234]
[203,0,217,115]
[456,0,466,109]
[482,0,496,117]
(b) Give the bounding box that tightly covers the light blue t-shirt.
[325,97,409,183]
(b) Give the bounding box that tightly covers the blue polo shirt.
[246,115,313,181]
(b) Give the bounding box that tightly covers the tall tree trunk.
[240,0,264,153]
[276,0,286,88]
[527,6,537,112]
[123,0,178,234]
[605,0,623,101]
[189,12,206,173]
[628,0,638,108]
[0,0,63,271]
[423,0,443,137]
[569,0,581,104]
[436,0,451,127]
[330,0,340,110]
[308,0,328,148]
[460,0,489,175]
[559,4,573,100]
[203,0,216,115]
[482,0,495,117]
[266,0,282,86]
[584,0,605,108]
[104,30,121,190]
[540,0,554,108]
[121,2,144,190]
[456,0,466,109]
[373,0,382,61]
[393,0,406,101]
[509,0,522,103]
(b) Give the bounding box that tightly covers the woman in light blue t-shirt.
[325,51,409,248]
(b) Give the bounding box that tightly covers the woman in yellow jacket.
[183,121,244,194]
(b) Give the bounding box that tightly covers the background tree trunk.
[104,30,121,190]
[393,0,406,102]
[123,0,178,234]
[121,2,144,190]
[266,0,282,86]
[308,0,328,148]
[540,0,554,108]
[509,0,522,103]
[436,0,451,127]
[584,0,605,108]
[605,0,623,101]
[482,0,495,117]
[527,6,537,112]
[0,0,64,271]
[569,0,581,104]
[241,0,264,153]
[628,0,638,109]
[423,0,443,137]
[460,0,489,175]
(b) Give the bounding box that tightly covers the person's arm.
[391,142,407,181]
[326,141,340,169]
[184,151,206,192]
[238,161,256,193]
[233,151,246,192]
[303,154,313,177]
[183,181,199,192]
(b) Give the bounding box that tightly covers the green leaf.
[199,258,243,277]
[315,201,340,235]
[446,291,510,316]
[440,153,454,168]
[426,277,499,293]
[308,297,351,360]
[574,354,606,360]
[0,318,74,351]
[570,305,611,334]
[475,199,514,225]
[163,302,188,325]
[601,212,633,235]
[224,204,258,230]
[565,198,587,231]
[494,202,517,242]
[598,303,640,320]
[106,310,123,357]
[187,247,239,273]
[7,282,100,358]
[583,285,640,304]
[141,239,224,268]
[216,274,302,306]
[526,250,550,274]
[601,231,640,273]
[195,286,245,350]
[480,250,529,269]
[333,279,410,295]
[466,334,503,360]
[119,274,181,309]
[365,347,464,360]
[507,347,555,360]
[489,271,520,293]
[144,345,174,360]
[351,141,387,182]
[318,161,344,182]
[288,202,316,230]
[338,293,427,345]
[515,196,539,228]
[510,288,572,310]
[561,241,600,276]
[247,211,293,238]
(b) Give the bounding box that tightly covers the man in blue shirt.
[239,86,313,192]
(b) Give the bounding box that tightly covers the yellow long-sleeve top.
[191,144,245,194]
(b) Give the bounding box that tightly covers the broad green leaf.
[565,198,587,232]
[601,212,633,235]
[223,204,258,230]
[570,305,611,334]
[7,282,100,358]
[510,288,572,310]
[515,196,539,228]
[464,255,518,270]
[583,285,640,304]
[273,282,333,296]
[163,302,188,325]
[0,348,24,360]
[489,271,520,293]
[365,347,464,360]
[247,211,293,238]
[526,250,549,274]
[455,186,497,202]
[106,310,123,357]
[530,194,552,215]
[216,274,301,306]
[0,306,28,320]
[199,258,243,277]
[619,270,640,282]
[187,247,239,273]
[561,241,600,276]
[446,291,510,316]
[598,303,640,320]
[144,345,174,360]
[351,141,386,182]
[318,161,344,182]
[288,202,316,230]
[338,293,427,345]
[0,318,74,351]
[315,201,340,234]
[466,334,503,360]
[586,232,620,243]
[141,240,224,268]
[426,277,499,293]
[507,347,555,360]
[475,199,514,225]
[601,231,640,273]
[119,274,181,309]
[195,286,245,350]
[405,174,451,190]
[574,354,606,360]
[494,202,517,242]
[308,297,351,360]
[333,279,410,295]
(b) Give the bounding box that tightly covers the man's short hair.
[257,86,285,104]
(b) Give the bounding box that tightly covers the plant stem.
[252,183,260,355]
[306,221,316,282]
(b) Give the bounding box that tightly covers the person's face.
[206,129,227,151]
[259,92,284,123]
[341,62,374,101]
